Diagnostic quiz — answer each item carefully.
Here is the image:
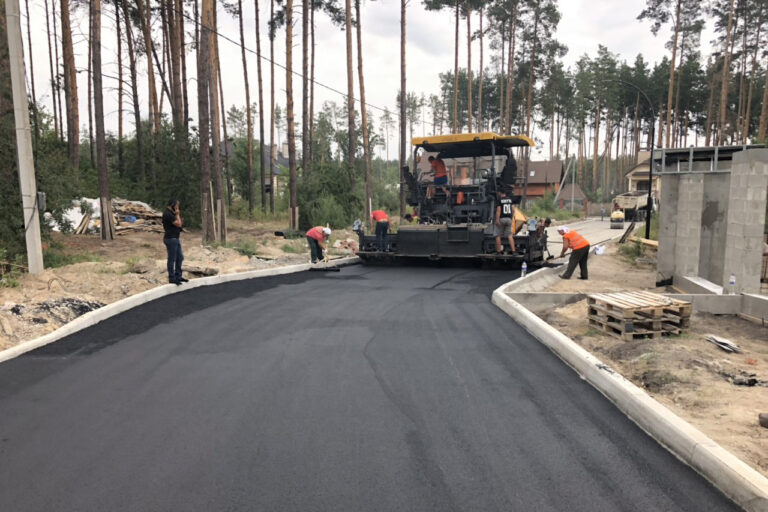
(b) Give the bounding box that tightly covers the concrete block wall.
[721,149,768,294]
[658,149,768,292]
[699,174,730,283]
[657,175,680,282]
[674,174,705,277]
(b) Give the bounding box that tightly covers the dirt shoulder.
[535,244,768,478]
[0,219,358,350]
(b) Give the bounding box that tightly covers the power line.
[169,3,397,116]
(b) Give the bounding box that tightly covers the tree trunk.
[504,6,517,134]
[53,0,64,138]
[122,0,146,186]
[309,0,315,164]
[672,32,686,148]
[238,0,254,212]
[116,1,123,177]
[665,0,681,148]
[91,0,113,241]
[356,0,372,223]
[209,5,226,243]
[302,0,309,172]
[718,0,736,145]
[466,7,472,132]
[87,2,94,166]
[213,14,231,217]
[521,9,538,207]
[758,52,768,140]
[400,0,407,217]
[452,0,459,132]
[592,103,600,190]
[269,0,275,213]
[23,0,38,147]
[199,0,215,243]
[743,6,762,141]
[136,0,161,134]
[60,0,80,173]
[177,0,189,129]
[345,0,355,190]
[498,25,504,133]
[477,8,483,131]
[44,0,58,139]
[705,66,715,145]
[254,0,266,212]
[286,0,298,228]
[657,102,664,148]
[166,0,184,132]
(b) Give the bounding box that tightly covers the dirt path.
[0,219,358,350]
[536,243,768,478]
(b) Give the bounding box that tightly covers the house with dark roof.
[513,160,564,199]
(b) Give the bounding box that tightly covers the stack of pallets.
[586,291,691,341]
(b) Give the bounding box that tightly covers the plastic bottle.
[521,261,527,278]
[729,274,736,295]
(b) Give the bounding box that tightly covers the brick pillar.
[722,149,768,294]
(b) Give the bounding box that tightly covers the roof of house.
[526,160,563,184]
[558,182,587,201]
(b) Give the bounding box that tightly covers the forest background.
[2,0,768,263]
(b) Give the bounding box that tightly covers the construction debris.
[181,265,218,277]
[55,197,165,235]
[705,334,742,353]
[586,290,691,341]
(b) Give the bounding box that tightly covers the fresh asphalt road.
[0,264,740,512]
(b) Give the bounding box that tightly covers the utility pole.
[6,0,44,274]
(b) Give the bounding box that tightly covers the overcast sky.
[23,0,714,159]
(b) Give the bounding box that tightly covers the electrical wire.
[168,3,397,115]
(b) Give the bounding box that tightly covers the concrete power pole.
[5,0,44,274]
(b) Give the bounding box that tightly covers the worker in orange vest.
[371,209,389,252]
[557,226,590,280]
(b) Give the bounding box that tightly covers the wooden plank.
[628,236,659,249]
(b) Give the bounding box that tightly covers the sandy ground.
[536,243,768,478]
[0,218,358,350]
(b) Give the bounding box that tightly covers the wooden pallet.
[586,291,691,340]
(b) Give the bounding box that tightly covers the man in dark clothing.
[494,190,517,254]
[162,199,187,285]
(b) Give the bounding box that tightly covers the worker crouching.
[306,226,332,263]
[557,226,590,280]
[371,209,389,252]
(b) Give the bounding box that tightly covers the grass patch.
[632,212,659,241]
[281,243,303,253]
[523,193,583,222]
[618,241,644,263]
[0,275,20,288]
[43,243,103,268]
[232,238,259,257]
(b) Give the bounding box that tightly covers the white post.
[6,0,44,274]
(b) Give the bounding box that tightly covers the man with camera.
[162,199,188,285]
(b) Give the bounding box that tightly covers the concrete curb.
[491,287,768,512]
[0,257,360,365]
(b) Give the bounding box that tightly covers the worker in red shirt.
[428,155,450,203]
[557,226,590,280]
[371,209,389,252]
[306,226,331,263]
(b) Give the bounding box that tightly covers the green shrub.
[43,243,102,268]
[232,237,259,257]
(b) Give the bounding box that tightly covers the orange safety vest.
[563,230,589,250]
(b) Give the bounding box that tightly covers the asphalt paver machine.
[355,132,549,266]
